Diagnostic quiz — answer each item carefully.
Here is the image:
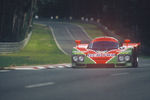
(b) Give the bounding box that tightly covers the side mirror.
[124,39,131,47]
[124,39,131,43]
[75,40,81,46]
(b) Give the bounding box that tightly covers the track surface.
[0,20,150,100]
[0,59,150,100]
[49,22,91,54]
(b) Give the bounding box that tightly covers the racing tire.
[131,56,138,68]
[131,49,138,68]
[72,62,80,68]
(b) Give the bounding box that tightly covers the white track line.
[65,27,75,40]
[11,64,72,70]
[49,26,68,55]
[111,72,129,76]
[57,66,65,68]
[0,70,10,72]
[65,64,72,68]
[14,68,37,70]
[75,24,92,40]
[47,66,56,69]
[25,82,55,88]
[34,66,45,69]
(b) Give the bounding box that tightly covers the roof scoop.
[75,40,81,46]
[124,39,131,47]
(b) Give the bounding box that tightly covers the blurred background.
[0,0,150,54]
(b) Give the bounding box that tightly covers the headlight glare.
[78,56,84,62]
[73,56,78,62]
[118,55,124,62]
[118,54,131,62]
[72,55,84,62]
[125,55,130,61]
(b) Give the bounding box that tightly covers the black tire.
[72,62,86,68]
[131,48,138,68]
[131,56,138,68]
[72,62,77,68]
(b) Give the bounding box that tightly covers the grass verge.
[0,24,70,67]
[76,22,104,39]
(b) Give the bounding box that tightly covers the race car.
[72,36,140,68]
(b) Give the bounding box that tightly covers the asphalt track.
[49,22,91,55]
[0,59,150,100]
[0,20,150,100]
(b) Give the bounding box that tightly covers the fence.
[0,32,32,53]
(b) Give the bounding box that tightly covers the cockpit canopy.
[88,37,119,51]
[88,41,119,51]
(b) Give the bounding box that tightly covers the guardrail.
[0,32,32,53]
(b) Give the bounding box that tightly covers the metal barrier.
[0,32,32,53]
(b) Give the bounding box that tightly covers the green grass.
[0,22,105,67]
[0,24,70,67]
[76,23,104,39]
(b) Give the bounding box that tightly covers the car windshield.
[89,41,119,51]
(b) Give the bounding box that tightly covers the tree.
[0,0,37,42]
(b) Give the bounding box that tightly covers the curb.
[49,26,69,55]
[0,63,72,70]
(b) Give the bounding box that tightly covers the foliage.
[0,0,37,42]
[0,24,70,67]
[36,0,149,49]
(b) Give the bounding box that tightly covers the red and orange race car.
[72,36,140,68]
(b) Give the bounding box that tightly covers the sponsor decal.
[72,51,81,53]
[87,53,116,57]
[95,51,107,53]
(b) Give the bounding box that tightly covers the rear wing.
[123,39,141,54]
[123,43,141,48]
[75,40,88,51]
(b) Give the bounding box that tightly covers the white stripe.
[75,24,92,40]
[49,26,68,55]
[87,56,97,64]
[25,82,54,88]
[65,64,72,68]
[35,66,45,69]
[47,66,56,69]
[57,66,64,68]
[0,70,10,72]
[14,68,36,70]
[106,56,116,63]
[111,72,129,76]
[74,47,96,64]
[65,27,75,40]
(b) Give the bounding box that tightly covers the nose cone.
[91,56,112,64]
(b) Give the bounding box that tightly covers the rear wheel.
[131,49,138,68]
[131,56,138,67]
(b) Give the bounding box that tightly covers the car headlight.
[118,55,124,62]
[72,56,78,62]
[124,55,130,61]
[78,56,84,62]
[118,54,131,62]
[72,55,85,62]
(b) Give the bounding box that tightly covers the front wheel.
[131,55,138,68]
[72,62,77,68]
